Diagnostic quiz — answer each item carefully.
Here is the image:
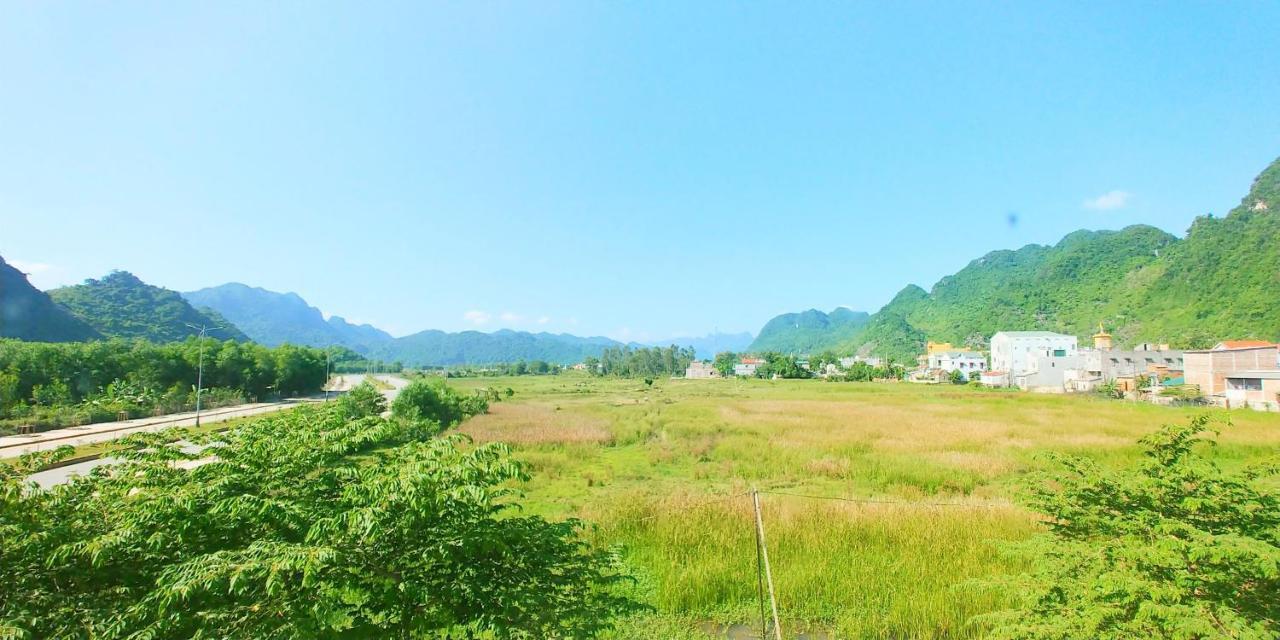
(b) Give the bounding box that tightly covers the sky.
[2,2,1279,341]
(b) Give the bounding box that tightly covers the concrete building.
[1013,354,1083,391]
[839,356,882,368]
[1074,347,1185,386]
[980,371,1009,387]
[926,350,986,380]
[684,361,720,379]
[1184,343,1280,399]
[990,331,1079,379]
[926,341,955,355]
[1224,371,1280,411]
[734,356,765,377]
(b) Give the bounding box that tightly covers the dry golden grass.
[444,375,1280,639]
[460,402,614,445]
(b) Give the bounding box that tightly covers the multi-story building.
[684,361,720,379]
[926,350,987,380]
[990,331,1078,378]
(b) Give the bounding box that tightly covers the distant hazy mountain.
[752,155,1280,363]
[184,283,392,352]
[49,271,248,342]
[747,307,871,354]
[650,332,755,359]
[327,315,395,353]
[378,329,624,366]
[0,256,101,342]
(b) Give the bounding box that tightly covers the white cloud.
[463,310,492,325]
[499,311,523,323]
[1083,190,1132,211]
[537,316,550,325]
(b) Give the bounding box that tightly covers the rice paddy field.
[447,375,1280,639]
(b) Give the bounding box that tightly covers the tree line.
[0,338,331,432]
[584,345,695,378]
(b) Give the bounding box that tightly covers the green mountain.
[0,256,101,342]
[378,329,625,367]
[757,156,1280,363]
[748,307,870,354]
[183,283,392,353]
[49,271,249,343]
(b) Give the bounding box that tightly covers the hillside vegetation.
[754,156,1280,361]
[49,272,248,343]
[748,307,870,354]
[0,257,101,342]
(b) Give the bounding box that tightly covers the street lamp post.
[186,323,221,428]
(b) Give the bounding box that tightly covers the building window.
[1053,349,1066,357]
[1228,378,1263,391]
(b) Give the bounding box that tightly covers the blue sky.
[2,2,1278,340]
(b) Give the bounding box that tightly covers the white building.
[839,356,882,368]
[926,351,986,380]
[733,357,765,377]
[990,331,1079,378]
[684,361,720,379]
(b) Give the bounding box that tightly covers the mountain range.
[183,283,393,353]
[6,156,1278,365]
[752,156,1280,362]
[45,271,248,343]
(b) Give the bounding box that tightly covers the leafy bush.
[391,379,488,427]
[0,404,642,638]
[335,380,387,419]
[981,416,1280,638]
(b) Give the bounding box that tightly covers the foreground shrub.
[335,380,387,418]
[981,416,1280,639]
[391,379,488,427]
[0,404,641,639]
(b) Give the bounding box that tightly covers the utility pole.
[751,487,783,640]
[324,348,331,402]
[185,323,221,428]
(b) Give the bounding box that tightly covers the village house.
[926,350,986,380]
[734,356,765,377]
[1183,341,1280,409]
[990,331,1078,390]
[684,361,720,379]
[1063,326,1185,392]
[839,355,882,368]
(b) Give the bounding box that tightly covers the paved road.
[0,399,318,458]
[19,374,409,487]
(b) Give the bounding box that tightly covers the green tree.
[391,379,487,427]
[981,416,1280,639]
[0,404,642,638]
[335,381,387,418]
[712,351,738,377]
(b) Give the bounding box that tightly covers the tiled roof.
[1216,340,1277,350]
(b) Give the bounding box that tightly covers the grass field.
[447,374,1280,639]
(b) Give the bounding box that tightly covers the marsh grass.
[450,375,1280,638]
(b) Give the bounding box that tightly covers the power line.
[758,489,1012,509]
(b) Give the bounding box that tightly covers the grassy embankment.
[448,374,1280,639]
